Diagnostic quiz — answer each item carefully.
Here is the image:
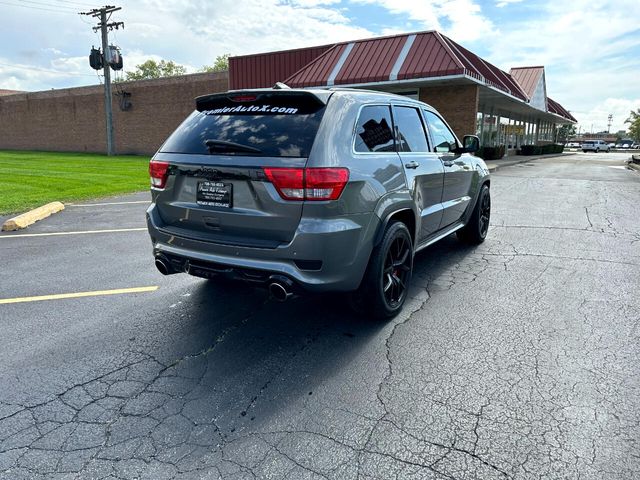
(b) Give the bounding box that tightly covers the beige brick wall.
[419,84,479,141]
[0,71,229,156]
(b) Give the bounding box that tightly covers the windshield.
[160,93,326,158]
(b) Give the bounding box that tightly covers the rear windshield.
[160,92,326,157]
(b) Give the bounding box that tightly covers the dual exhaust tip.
[154,254,294,302]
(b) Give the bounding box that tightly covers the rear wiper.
[204,139,262,154]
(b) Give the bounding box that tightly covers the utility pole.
[81,6,124,156]
[607,114,613,133]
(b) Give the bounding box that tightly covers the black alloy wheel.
[457,184,491,244]
[350,222,413,319]
[382,232,412,309]
[479,189,491,238]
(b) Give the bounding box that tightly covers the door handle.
[405,161,420,169]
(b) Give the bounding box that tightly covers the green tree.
[125,59,187,81]
[557,124,576,142]
[625,108,640,142]
[201,54,230,73]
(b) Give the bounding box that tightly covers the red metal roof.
[509,67,544,99]
[229,44,333,90]
[398,32,463,80]
[283,31,528,101]
[334,36,405,85]
[547,97,577,122]
[0,89,22,96]
[284,44,348,88]
[228,30,575,122]
[440,35,527,100]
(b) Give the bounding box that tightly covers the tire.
[582,150,587,153]
[596,148,599,153]
[349,222,413,320]
[457,184,490,244]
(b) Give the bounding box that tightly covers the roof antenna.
[273,82,290,89]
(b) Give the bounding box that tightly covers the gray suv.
[146,88,490,318]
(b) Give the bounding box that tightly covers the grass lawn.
[0,150,150,215]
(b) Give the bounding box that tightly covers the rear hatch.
[152,90,330,249]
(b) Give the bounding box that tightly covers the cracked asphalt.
[0,152,638,479]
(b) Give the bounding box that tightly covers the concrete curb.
[1,202,65,231]
[486,152,576,172]
[628,162,640,173]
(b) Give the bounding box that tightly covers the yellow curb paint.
[0,286,159,305]
[0,227,147,239]
[1,201,65,231]
[67,200,150,207]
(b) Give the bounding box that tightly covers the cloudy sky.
[1,0,639,133]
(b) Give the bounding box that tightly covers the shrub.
[520,144,564,155]
[477,144,505,160]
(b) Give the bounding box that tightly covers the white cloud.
[495,0,522,7]
[352,0,494,41]
[290,0,342,5]
[129,0,372,59]
[472,0,640,132]
[570,97,640,135]
[1,0,638,137]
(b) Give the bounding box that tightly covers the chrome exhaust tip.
[268,276,293,302]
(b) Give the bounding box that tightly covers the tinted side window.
[423,110,457,153]
[354,105,395,153]
[393,106,429,153]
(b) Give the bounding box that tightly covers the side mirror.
[455,135,479,153]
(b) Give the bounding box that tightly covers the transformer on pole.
[81,6,124,156]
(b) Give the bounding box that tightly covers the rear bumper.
[146,204,377,292]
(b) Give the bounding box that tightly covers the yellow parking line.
[0,227,147,239]
[0,286,159,305]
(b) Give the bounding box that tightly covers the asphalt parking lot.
[1,152,639,479]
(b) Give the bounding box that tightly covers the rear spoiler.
[195,89,331,112]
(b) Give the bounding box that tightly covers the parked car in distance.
[146,87,490,319]
[566,142,581,148]
[582,140,610,153]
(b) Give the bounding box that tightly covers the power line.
[0,0,78,13]
[18,0,78,11]
[51,0,94,7]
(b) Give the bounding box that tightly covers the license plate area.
[196,181,233,208]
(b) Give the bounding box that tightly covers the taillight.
[149,160,169,189]
[263,168,304,200]
[305,168,350,200]
[263,167,349,201]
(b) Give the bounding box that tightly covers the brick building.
[0,30,574,156]
[0,72,229,155]
[230,30,576,154]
